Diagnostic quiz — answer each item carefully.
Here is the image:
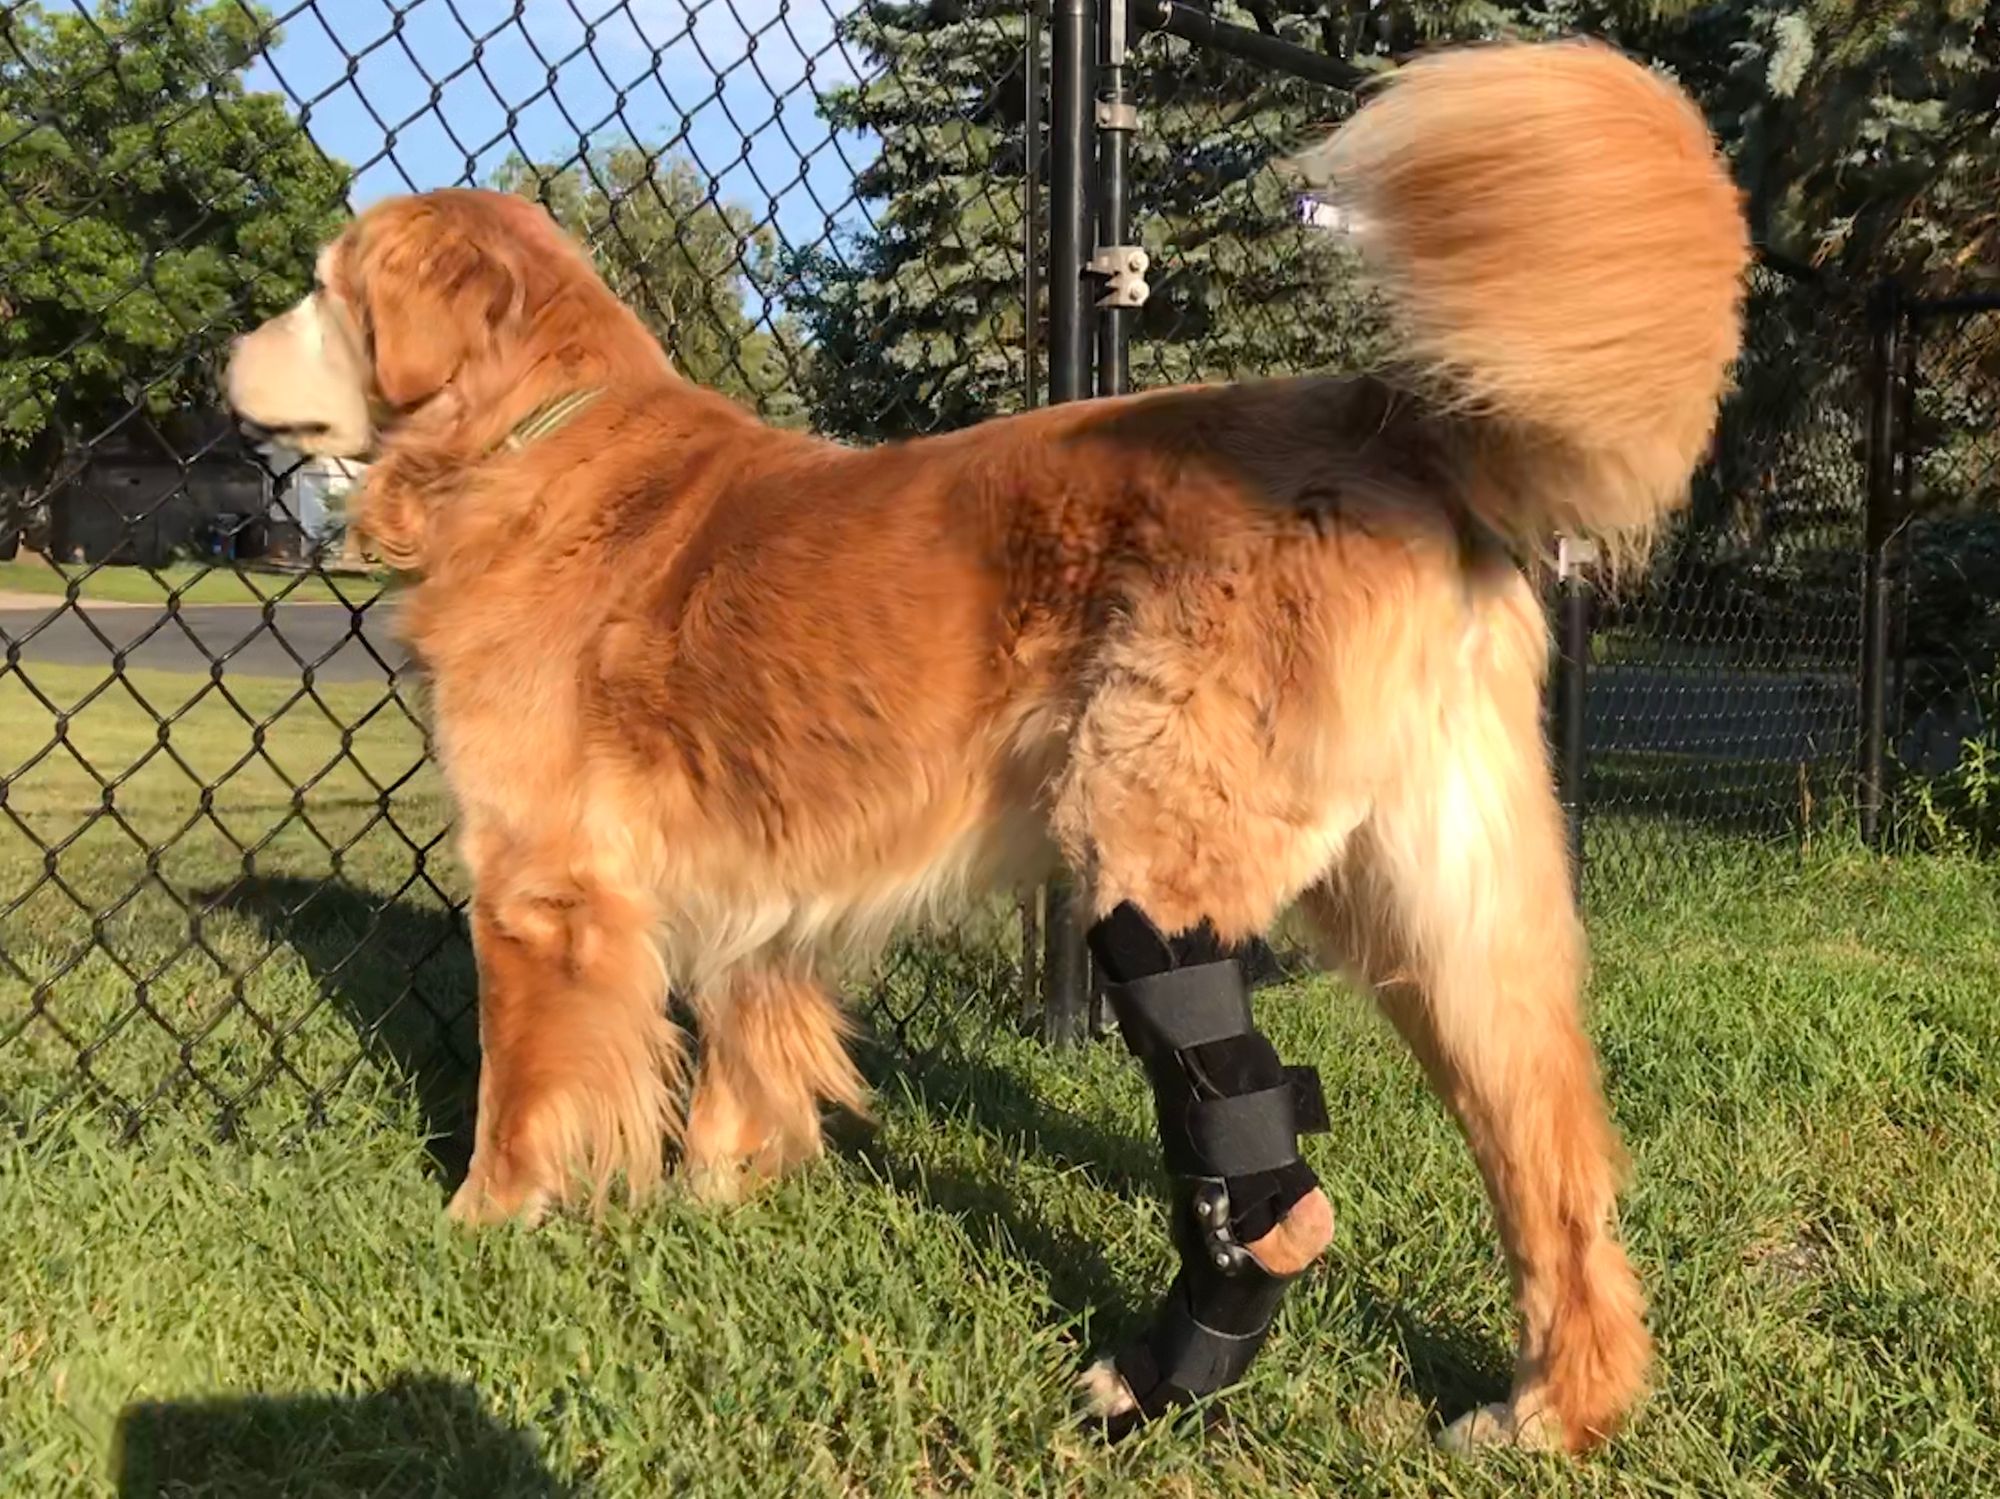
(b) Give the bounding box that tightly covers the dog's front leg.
[680,966,869,1204]
[450,881,685,1224]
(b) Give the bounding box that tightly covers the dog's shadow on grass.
[209,874,1501,1427]
[842,1040,1156,1324]
[113,1373,568,1497]
[201,875,481,1186]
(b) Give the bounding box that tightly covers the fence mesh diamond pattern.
[0,0,1038,1140]
[1580,266,1871,869]
[1897,299,2000,783]
[2,1,1989,1141]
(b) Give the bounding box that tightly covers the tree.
[793,0,1531,442]
[1503,2,2000,667]
[491,147,807,425]
[0,1,350,463]
[785,0,1042,441]
[801,0,1999,438]
[1572,0,1999,293]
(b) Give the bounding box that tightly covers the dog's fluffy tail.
[1291,41,1750,562]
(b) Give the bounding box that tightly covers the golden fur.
[226,39,1749,1451]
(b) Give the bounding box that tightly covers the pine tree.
[1547,0,1999,650]
[1590,0,1997,291]
[794,0,1518,442]
[790,0,1042,440]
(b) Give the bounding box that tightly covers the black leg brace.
[1088,902,1330,1435]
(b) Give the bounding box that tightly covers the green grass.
[5,661,2000,1496]
[0,557,386,608]
[1587,625,1855,674]
[0,661,454,1130]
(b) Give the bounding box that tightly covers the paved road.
[1,599,415,683]
[1588,664,1856,762]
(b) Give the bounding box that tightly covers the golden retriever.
[226,40,1748,1451]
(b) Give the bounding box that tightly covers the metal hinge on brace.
[1090,245,1150,309]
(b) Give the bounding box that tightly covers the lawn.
[4,660,1999,1496]
[0,557,386,609]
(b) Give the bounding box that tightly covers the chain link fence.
[2,1,1991,1141]
[1578,266,1872,867]
[1890,294,2000,851]
[0,0,1045,1142]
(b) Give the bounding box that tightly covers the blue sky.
[234,0,878,252]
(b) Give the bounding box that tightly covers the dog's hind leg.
[681,967,868,1202]
[1051,606,1352,1435]
[1300,682,1649,1452]
[1075,896,1338,1436]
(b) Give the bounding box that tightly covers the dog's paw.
[1437,1401,1564,1454]
[677,1157,753,1206]
[1076,1358,1139,1422]
[446,1162,551,1227]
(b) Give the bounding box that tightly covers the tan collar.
[499,387,605,453]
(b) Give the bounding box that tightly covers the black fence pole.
[1062,0,1145,1038]
[1022,0,1042,410]
[1094,0,1136,399]
[1127,0,1370,89]
[1554,537,1591,880]
[1047,0,1096,405]
[1039,0,1097,1044]
[1890,308,1919,754]
[1015,0,1045,1042]
[1859,280,1900,849]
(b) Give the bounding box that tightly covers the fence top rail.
[1129,0,1372,92]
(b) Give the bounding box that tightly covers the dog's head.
[225,188,615,462]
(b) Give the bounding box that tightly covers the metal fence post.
[1554,535,1592,881]
[1859,280,1900,848]
[1047,0,1096,406]
[1038,0,1097,1044]
[1093,0,1138,399]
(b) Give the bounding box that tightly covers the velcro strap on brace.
[1181,1084,1302,1176]
[1106,1227,1301,1434]
[1178,1073,1328,1171]
[1108,964,1254,1055]
[1107,956,1329,1182]
[1150,1271,1281,1392]
[1108,1265,1286,1431]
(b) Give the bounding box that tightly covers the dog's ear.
[351,205,527,412]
